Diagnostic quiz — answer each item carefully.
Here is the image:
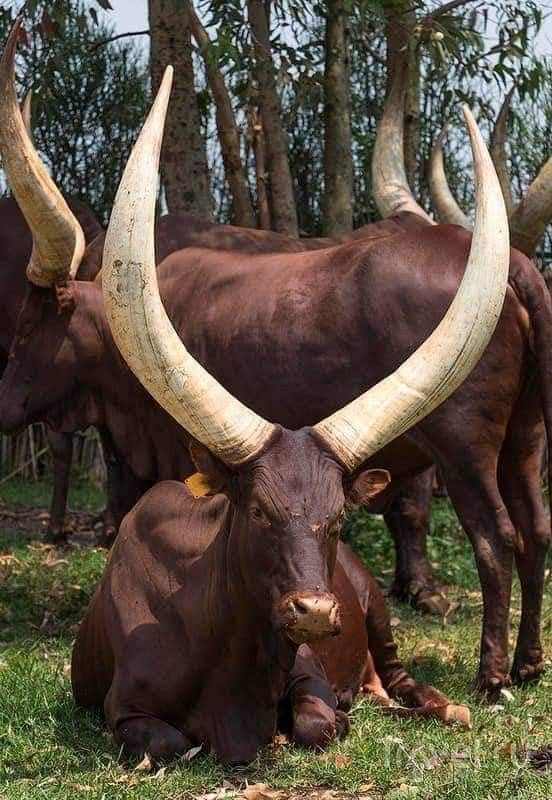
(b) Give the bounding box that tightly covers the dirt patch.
[0,504,105,547]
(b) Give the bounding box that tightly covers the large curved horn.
[509,157,552,257]
[21,89,32,139]
[0,19,84,287]
[102,67,275,467]
[372,62,433,223]
[490,88,514,216]
[428,124,469,228]
[316,108,509,472]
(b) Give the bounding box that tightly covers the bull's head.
[0,20,104,433]
[100,69,509,644]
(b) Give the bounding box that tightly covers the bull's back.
[157,225,534,443]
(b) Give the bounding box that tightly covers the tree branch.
[89,29,150,51]
[422,0,481,22]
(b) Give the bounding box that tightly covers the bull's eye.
[250,506,270,527]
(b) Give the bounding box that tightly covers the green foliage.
[199,1,550,244]
[0,0,148,225]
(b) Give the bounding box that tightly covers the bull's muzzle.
[279,592,341,643]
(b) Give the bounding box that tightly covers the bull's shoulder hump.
[121,481,228,560]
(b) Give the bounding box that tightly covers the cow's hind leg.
[384,468,450,615]
[45,429,73,543]
[115,716,191,762]
[442,462,516,694]
[499,429,550,685]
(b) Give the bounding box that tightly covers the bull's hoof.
[473,671,511,699]
[335,709,350,740]
[391,582,456,618]
[414,589,457,618]
[96,526,117,549]
[44,527,69,545]
[116,718,190,764]
[510,657,545,686]
[293,702,338,750]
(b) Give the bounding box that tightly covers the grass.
[0,484,550,800]
[0,473,104,512]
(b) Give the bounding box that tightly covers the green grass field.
[0,479,550,800]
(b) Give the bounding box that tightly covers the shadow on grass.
[0,530,105,651]
[402,652,475,696]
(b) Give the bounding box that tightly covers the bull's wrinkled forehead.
[242,427,344,520]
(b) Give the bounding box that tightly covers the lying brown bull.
[72,70,504,762]
[73,483,468,764]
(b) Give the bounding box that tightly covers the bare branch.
[422,0,480,22]
[89,29,150,52]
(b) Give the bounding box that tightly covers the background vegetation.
[0,1,550,248]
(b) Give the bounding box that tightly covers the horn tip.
[461,105,475,128]
[162,64,174,90]
[435,122,450,148]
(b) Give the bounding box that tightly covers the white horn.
[316,107,510,471]
[372,62,434,223]
[0,19,84,287]
[428,124,470,228]
[102,66,275,467]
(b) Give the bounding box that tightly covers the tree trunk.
[247,0,298,235]
[383,0,419,188]
[322,0,353,235]
[187,2,255,227]
[148,0,212,219]
[248,99,272,230]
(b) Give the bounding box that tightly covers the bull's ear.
[346,468,391,510]
[187,439,229,497]
[55,284,76,314]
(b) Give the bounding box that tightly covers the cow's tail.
[510,262,552,504]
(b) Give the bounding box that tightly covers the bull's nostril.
[291,598,310,616]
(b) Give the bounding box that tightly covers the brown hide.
[2,222,551,692]
[0,195,102,362]
[0,195,102,539]
[72,474,457,765]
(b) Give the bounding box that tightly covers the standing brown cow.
[0,21,432,557]
[72,72,504,763]
[0,194,102,540]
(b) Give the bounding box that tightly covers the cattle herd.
[0,16,550,767]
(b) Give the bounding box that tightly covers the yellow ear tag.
[185,472,213,499]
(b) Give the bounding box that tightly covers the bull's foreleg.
[384,468,450,615]
[444,465,516,694]
[281,645,348,749]
[114,716,192,763]
[45,429,73,543]
[98,429,149,547]
[360,572,470,722]
[499,444,550,685]
[359,565,439,704]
